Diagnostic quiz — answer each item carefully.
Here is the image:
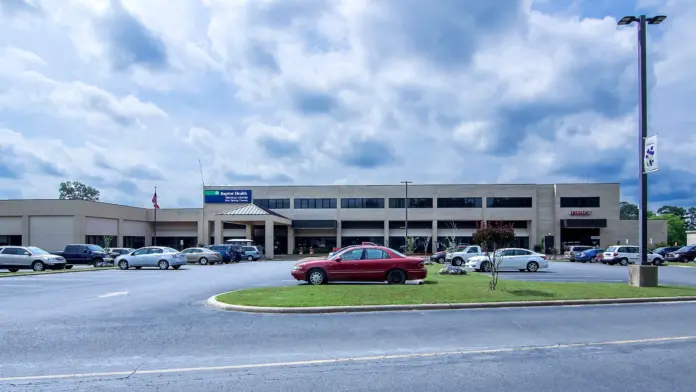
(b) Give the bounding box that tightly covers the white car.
[602,245,664,266]
[0,246,67,272]
[445,245,485,266]
[115,247,187,270]
[466,248,549,272]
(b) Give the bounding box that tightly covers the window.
[467,248,479,254]
[1,248,18,255]
[151,248,164,254]
[486,197,533,208]
[340,248,364,260]
[294,198,337,209]
[513,249,532,256]
[364,248,389,260]
[254,198,290,209]
[437,197,483,208]
[341,198,385,208]
[560,197,600,208]
[388,198,434,208]
[133,248,149,256]
[65,245,81,253]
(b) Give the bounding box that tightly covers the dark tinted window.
[437,197,482,208]
[389,198,434,208]
[341,198,385,208]
[65,245,81,253]
[294,198,337,209]
[1,248,18,255]
[560,197,600,208]
[486,197,533,208]
[253,198,290,209]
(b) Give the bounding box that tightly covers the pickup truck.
[53,244,113,267]
[445,245,485,266]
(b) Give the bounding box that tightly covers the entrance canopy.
[215,204,292,225]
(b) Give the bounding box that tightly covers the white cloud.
[0,0,695,208]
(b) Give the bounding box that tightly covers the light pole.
[400,181,412,249]
[617,14,666,265]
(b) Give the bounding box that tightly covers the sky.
[0,0,694,210]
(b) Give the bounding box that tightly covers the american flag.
[152,190,160,209]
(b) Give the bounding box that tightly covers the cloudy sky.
[0,0,694,209]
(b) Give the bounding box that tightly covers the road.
[1,261,696,391]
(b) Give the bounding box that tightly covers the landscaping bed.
[215,265,696,308]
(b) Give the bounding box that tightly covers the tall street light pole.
[400,181,413,248]
[617,14,666,265]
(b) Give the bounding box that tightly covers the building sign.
[570,210,591,216]
[204,190,252,204]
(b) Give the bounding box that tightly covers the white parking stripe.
[98,291,129,298]
[1,335,695,382]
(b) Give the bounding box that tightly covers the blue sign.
[204,189,252,204]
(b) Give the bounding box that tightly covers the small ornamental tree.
[472,220,515,290]
[404,236,417,255]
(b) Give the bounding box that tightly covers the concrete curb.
[0,267,117,278]
[206,294,696,314]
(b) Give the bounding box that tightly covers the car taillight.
[541,255,547,260]
[418,261,425,267]
[613,252,618,256]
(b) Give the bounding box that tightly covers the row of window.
[253,196,602,209]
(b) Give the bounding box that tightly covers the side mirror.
[334,257,341,262]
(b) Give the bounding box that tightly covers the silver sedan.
[181,247,223,265]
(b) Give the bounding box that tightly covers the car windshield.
[26,247,50,255]
[606,246,618,252]
[87,245,105,252]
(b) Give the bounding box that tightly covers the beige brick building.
[0,183,667,258]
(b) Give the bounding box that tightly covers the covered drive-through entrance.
[211,204,293,259]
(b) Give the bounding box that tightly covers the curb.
[206,294,696,314]
[0,267,116,278]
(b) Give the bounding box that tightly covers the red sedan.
[291,245,427,285]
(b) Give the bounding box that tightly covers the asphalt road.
[2,261,696,391]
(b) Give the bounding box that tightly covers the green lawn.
[0,267,116,278]
[667,262,696,267]
[216,265,696,308]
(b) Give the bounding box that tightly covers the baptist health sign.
[204,190,252,204]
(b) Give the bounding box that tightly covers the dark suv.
[652,246,681,257]
[207,244,242,263]
[665,245,696,263]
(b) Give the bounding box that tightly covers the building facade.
[0,183,668,258]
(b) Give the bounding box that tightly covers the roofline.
[204,182,621,188]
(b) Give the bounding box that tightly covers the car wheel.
[570,259,575,262]
[480,261,492,272]
[653,258,663,266]
[118,260,129,270]
[8,268,19,272]
[307,268,327,285]
[31,261,45,272]
[247,255,254,261]
[682,257,689,263]
[158,260,169,270]
[93,258,103,268]
[199,257,208,265]
[65,265,73,269]
[172,265,181,270]
[526,261,539,272]
[452,257,463,266]
[387,269,407,284]
[589,256,597,263]
[619,258,629,266]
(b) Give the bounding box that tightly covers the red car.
[291,245,428,285]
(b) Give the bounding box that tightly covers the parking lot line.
[98,291,129,298]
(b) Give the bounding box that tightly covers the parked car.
[291,245,427,285]
[207,244,242,263]
[242,246,263,261]
[652,246,681,257]
[53,244,111,267]
[115,247,187,270]
[181,247,222,265]
[0,246,67,272]
[105,248,135,260]
[602,245,664,265]
[430,250,447,263]
[567,246,593,261]
[466,248,549,272]
[445,245,485,266]
[664,245,696,263]
[574,248,604,263]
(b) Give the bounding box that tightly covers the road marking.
[98,291,129,298]
[1,335,695,382]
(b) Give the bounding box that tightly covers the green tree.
[686,207,696,230]
[657,206,687,221]
[649,213,686,246]
[472,221,515,291]
[59,181,100,201]
[620,201,638,220]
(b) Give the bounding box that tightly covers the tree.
[657,206,687,221]
[404,236,416,255]
[423,229,433,255]
[650,213,686,246]
[620,201,638,220]
[59,181,100,201]
[472,221,516,291]
[685,207,696,230]
[444,221,458,250]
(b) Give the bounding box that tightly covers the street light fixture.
[400,181,413,248]
[617,14,667,265]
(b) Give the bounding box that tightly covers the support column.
[246,224,253,240]
[529,219,537,251]
[73,215,85,244]
[287,226,295,254]
[384,220,389,247]
[336,221,342,248]
[21,215,29,246]
[264,220,274,259]
[214,219,223,244]
[431,220,438,253]
[117,218,124,247]
[196,218,204,246]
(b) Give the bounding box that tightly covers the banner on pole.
[644,134,659,173]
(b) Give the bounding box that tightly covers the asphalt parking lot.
[2,260,696,391]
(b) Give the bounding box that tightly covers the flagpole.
[153,186,157,246]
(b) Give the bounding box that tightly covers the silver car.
[0,246,67,272]
[115,247,187,270]
[181,247,222,265]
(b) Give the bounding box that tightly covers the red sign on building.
[570,210,591,216]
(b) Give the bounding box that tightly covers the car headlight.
[293,266,302,271]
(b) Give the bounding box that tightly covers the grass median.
[215,265,696,308]
[0,267,116,278]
